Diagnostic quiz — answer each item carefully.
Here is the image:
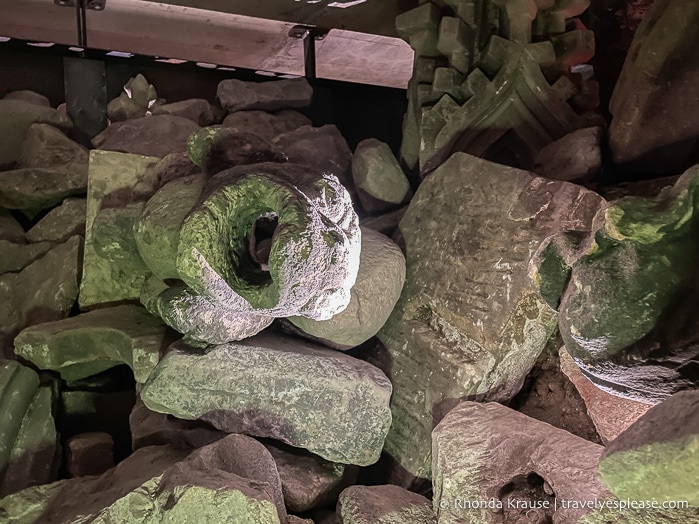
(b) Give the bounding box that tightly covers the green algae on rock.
[337,485,435,524]
[13,305,167,383]
[141,332,392,466]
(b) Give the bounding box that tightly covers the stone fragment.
[0,239,52,274]
[153,151,200,188]
[534,126,603,182]
[18,123,88,169]
[129,394,224,451]
[545,166,699,403]
[352,139,412,215]
[217,78,313,113]
[0,209,24,241]
[272,125,354,192]
[608,0,699,175]
[377,153,605,482]
[288,517,313,524]
[95,115,201,158]
[0,361,58,497]
[359,206,407,237]
[559,347,650,444]
[141,332,392,466]
[336,485,435,524]
[264,441,358,513]
[222,109,311,140]
[599,390,699,506]
[66,432,114,478]
[289,228,405,350]
[3,90,51,107]
[14,305,167,383]
[25,197,85,243]
[432,401,611,524]
[0,235,81,356]
[151,98,215,126]
[0,440,284,523]
[79,150,158,308]
[0,100,72,166]
[107,74,158,122]
[187,126,287,175]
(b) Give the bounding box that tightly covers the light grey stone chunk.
[141,332,392,466]
[222,109,312,140]
[217,78,313,113]
[337,485,435,524]
[151,98,216,126]
[534,127,603,182]
[25,197,85,243]
[18,123,88,169]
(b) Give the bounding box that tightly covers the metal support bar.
[289,25,328,80]
[76,0,87,48]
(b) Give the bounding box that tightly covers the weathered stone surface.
[0,235,81,356]
[0,361,58,497]
[141,332,392,466]
[129,394,224,451]
[272,125,354,192]
[0,209,24,241]
[432,402,611,524]
[222,109,311,140]
[143,163,360,346]
[134,174,206,280]
[0,100,72,166]
[534,127,603,182]
[3,91,50,107]
[559,347,650,444]
[608,0,699,175]
[18,123,88,169]
[264,441,358,513]
[377,153,604,481]
[290,228,405,349]
[151,98,215,126]
[153,151,200,188]
[359,206,407,238]
[217,78,313,113]
[107,74,158,122]
[96,115,200,158]
[79,150,158,308]
[337,485,435,524]
[187,126,287,175]
[25,197,85,243]
[14,305,167,383]
[599,390,699,506]
[0,439,285,523]
[0,239,52,274]
[352,139,412,214]
[66,432,114,478]
[544,166,699,404]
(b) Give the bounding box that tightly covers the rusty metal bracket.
[288,25,329,79]
[54,0,105,10]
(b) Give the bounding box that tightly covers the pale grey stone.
[534,127,603,182]
[217,78,313,113]
[222,109,311,140]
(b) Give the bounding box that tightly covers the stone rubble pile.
[1,0,698,520]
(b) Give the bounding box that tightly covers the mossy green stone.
[352,139,412,214]
[187,126,222,168]
[14,305,167,383]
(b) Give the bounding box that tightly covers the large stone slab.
[13,305,167,383]
[377,153,604,481]
[96,115,200,158]
[217,78,313,113]
[141,332,392,466]
[0,361,58,497]
[337,485,435,524]
[79,150,158,308]
[608,0,699,175]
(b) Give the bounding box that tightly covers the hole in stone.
[249,213,279,273]
[499,472,555,524]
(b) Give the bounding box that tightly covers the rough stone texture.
[25,197,85,243]
[79,150,158,308]
[153,152,200,189]
[608,0,699,175]
[0,235,82,356]
[559,347,650,444]
[107,74,159,122]
[542,165,699,404]
[0,442,283,523]
[289,228,405,349]
[2,90,50,107]
[396,0,594,173]
[95,115,201,158]
[222,109,311,141]
[66,432,114,478]
[263,441,358,513]
[0,123,88,210]
[151,98,216,126]
[0,209,24,241]
[337,485,435,524]
[0,361,58,497]
[0,100,72,166]
[0,239,52,274]
[599,390,699,506]
[217,78,313,113]
[143,163,360,346]
[359,206,407,238]
[129,394,224,451]
[377,153,604,482]
[352,138,412,215]
[141,332,392,466]
[432,402,611,524]
[13,305,167,383]
[272,125,354,193]
[534,126,603,182]
[187,126,287,175]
